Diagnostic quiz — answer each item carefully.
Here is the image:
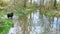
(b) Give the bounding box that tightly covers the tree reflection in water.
[8,9,60,34]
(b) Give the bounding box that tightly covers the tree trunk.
[24,0,26,8]
[54,0,57,9]
[30,0,32,5]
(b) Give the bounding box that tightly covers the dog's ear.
[11,12,13,14]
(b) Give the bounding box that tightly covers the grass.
[0,19,13,34]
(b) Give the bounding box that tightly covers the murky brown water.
[8,9,60,34]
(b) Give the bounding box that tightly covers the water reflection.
[8,9,60,34]
[27,9,60,34]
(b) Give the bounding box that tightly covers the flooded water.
[8,9,60,34]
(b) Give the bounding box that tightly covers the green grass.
[0,19,14,34]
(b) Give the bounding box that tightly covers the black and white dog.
[7,12,13,19]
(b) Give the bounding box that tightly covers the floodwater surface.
[8,9,60,34]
